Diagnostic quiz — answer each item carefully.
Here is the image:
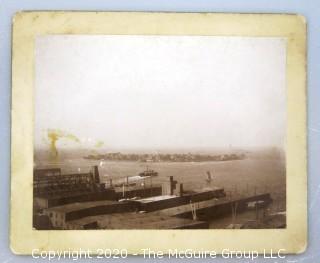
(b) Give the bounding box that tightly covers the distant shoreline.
[83,152,246,163]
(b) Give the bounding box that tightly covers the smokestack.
[179,183,184,197]
[169,176,175,195]
[93,166,100,183]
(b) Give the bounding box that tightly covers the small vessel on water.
[139,167,158,177]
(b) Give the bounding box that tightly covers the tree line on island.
[83,152,246,162]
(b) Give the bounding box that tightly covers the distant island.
[83,152,246,162]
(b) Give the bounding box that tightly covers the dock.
[158,193,272,220]
[130,187,226,212]
[114,184,162,200]
[33,165,274,230]
[66,212,208,230]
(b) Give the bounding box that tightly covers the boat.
[139,167,158,177]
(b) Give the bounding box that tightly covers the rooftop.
[34,189,113,199]
[67,212,207,229]
[113,184,161,192]
[134,195,177,203]
[45,200,121,213]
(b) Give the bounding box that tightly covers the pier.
[157,193,272,220]
[33,166,275,230]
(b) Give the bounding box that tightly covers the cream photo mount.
[11,11,307,254]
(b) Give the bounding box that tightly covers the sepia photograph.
[10,11,307,254]
[33,34,287,230]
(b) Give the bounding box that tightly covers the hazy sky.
[35,35,286,151]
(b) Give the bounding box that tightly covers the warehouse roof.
[67,212,207,229]
[45,200,122,213]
